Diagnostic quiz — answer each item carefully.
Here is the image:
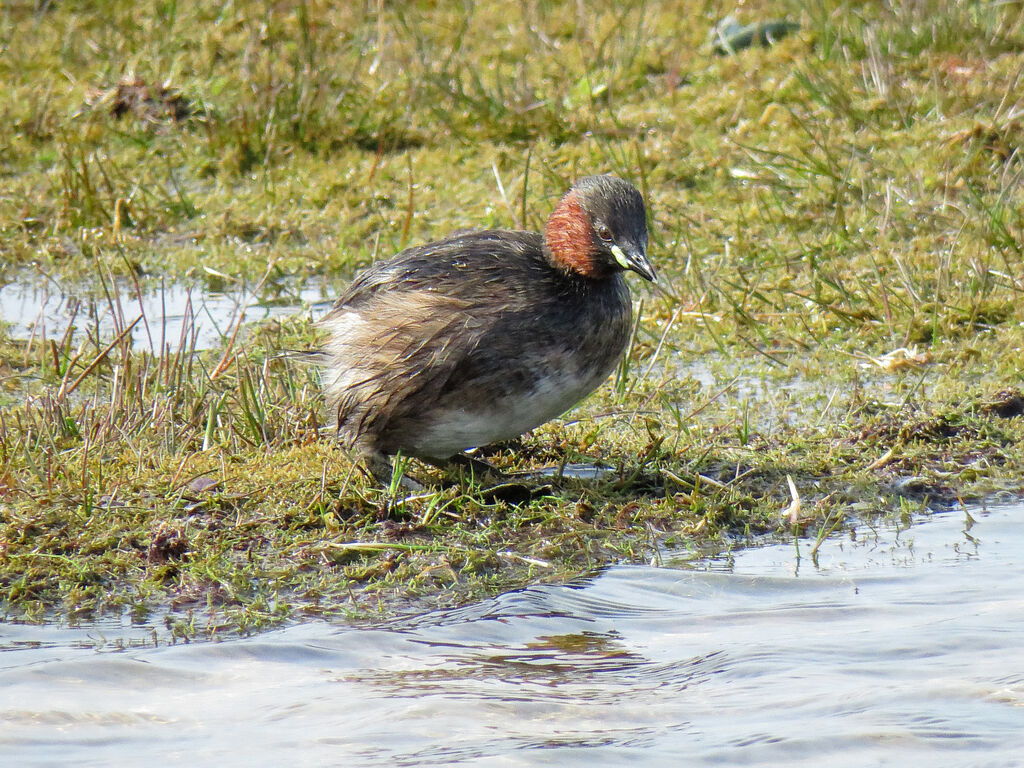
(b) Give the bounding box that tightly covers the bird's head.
[544,174,655,283]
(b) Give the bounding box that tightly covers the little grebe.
[321,174,655,480]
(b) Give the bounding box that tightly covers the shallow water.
[3,503,1023,767]
[0,274,332,350]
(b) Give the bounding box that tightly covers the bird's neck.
[543,191,606,279]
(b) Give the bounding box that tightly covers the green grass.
[1,0,1023,637]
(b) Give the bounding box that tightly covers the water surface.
[2,503,1023,766]
[0,273,331,350]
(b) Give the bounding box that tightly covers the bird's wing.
[320,288,494,454]
[325,231,543,312]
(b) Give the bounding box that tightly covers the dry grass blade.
[57,316,142,400]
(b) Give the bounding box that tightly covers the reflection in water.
[2,504,1023,766]
[0,274,333,351]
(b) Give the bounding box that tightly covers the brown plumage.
[320,174,655,479]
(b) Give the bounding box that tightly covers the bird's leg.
[362,451,547,507]
[358,449,424,493]
[440,453,553,504]
[360,451,393,485]
[444,452,510,483]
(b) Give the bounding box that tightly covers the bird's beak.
[611,244,657,282]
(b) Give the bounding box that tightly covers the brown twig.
[58,315,142,400]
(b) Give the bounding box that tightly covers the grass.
[1,0,1023,637]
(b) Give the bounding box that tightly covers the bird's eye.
[597,225,613,242]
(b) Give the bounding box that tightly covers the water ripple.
[2,504,1023,766]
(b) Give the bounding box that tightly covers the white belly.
[406,368,610,458]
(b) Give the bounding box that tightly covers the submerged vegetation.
[1,0,1023,637]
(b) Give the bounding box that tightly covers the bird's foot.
[443,453,553,503]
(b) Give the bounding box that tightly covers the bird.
[319,174,656,483]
